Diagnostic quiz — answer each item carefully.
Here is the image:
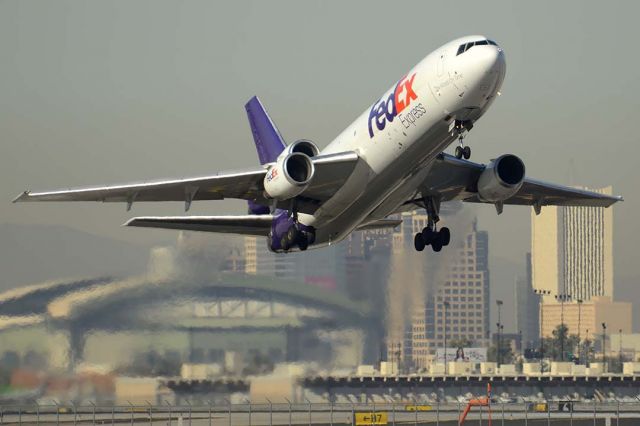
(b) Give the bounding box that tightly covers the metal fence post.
[72,402,77,426]
[111,405,114,426]
[128,401,133,426]
[351,403,355,426]
[501,402,505,426]
[373,400,376,424]
[285,398,292,426]
[18,406,21,426]
[225,398,231,426]
[186,400,192,426]
[524,402,527,426]
[305,398,311,426]
[166,400,172,426]
[547,400,551,426]
[245,399,252,426]
[570,400,573,426]
[593,400,596,426]
[412,398,417,426]
[146,400,152,425]
[266,398,273,426]
[436,400,439,426]
[617,400,620,426]
[90,401,95,426]
[208,400,212,426]
[35,401,39,426]
[330,400,333,426]
[392,401,395,426]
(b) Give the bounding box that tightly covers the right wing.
[125,215,273,236]
[417,153,622,208]
[13,152,360,213]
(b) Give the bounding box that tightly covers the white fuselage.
[299,35,506,246]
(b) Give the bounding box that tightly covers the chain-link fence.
[1,400,639,425]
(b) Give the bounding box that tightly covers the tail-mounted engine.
[263,140,318,201]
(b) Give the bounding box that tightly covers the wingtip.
[12,191,30,203]
[122,218,137,227]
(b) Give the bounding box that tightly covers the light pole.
[444,300,450,375]
[577,299,583,364]
[554,293,571,361]
[619,329,623,372]
[496,300,503,367]
[534,289,550,372]
[602,322,607,373]
[585,328,590,366]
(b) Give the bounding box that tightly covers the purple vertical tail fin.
[245,96,287,165]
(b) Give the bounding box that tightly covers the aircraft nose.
[476,45,505,75]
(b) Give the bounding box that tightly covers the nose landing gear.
[453,120,473,160]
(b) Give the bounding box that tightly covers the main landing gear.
[280,225,315,252]
[412,195,451,253]
[454,120,473,160]
[414,224,451,252]
[270,201,316,252]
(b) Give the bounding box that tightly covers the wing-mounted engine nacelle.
[284,139,320,158]
[477,154,526,202]
[263,151,315,200]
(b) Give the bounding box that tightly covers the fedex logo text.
[266,167,278,182]
[368,73,419,138]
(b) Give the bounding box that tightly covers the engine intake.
[286,139,319,158]
[263,152,315,200]
[477,154,525,202]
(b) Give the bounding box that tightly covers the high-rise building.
[408,217,490,369]
[515,253,540,349]
[531,186,614,303]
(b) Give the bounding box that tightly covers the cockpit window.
[456,39,497,56]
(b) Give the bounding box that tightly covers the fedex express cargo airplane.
[14,36,622,253]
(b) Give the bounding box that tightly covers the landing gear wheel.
[307,231,316,245]
[421,227,435,245]
[439,227,451,246]
[455,145,463,159]
[462,146,471,160]
[280,235,290,251]
[298,232,309,251]
[287,226,300,244]
[414,233,426,252]
[431,235,443,252]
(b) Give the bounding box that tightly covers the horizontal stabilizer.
[124,215,273,236]
[356,219,402,231]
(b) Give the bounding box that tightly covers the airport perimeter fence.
[1,400,640,425]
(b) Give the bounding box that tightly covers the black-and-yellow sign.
[405,405,432,411]
[354,411,388,425]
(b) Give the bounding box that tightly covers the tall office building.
[531,186,614,303]
[515,253,540,349]
[409,217,490,369]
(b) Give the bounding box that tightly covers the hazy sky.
[1,1,638,324]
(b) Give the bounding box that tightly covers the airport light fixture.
[443,300,450,375]
[602,322,607,373]
[554,293,572,361]
[496,300,503,367]
[577,299,583,364]
[619,328,623,372]
[533,289,551,372]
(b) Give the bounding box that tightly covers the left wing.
[416,153,622,209]
[13,152,360,213]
